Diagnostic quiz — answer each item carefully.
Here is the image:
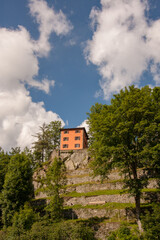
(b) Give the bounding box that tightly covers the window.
[63,144,68,148]
[75,130,80,133]
[75,144,80,148]
[64,130,69,134]
[63,137,69,141]
[75,136,80,140]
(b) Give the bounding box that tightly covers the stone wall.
[33,149,159,240]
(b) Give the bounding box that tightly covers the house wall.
[60,128,88,150]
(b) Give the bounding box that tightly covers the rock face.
[33,149,159,240]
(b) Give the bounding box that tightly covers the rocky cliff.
[33,149,159,239]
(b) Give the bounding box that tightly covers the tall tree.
[43,157,66,221]
[88,86,160,232]
[0,147,10,192]
[1,152,34,226]
[47,121,62,150]
[33,121,62,164]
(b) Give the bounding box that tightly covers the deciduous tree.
[1,152,34,226]
[88,86,160,232]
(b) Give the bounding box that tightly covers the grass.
[64,202,135,210]
[66,173,90,179]
[63,188,160,198]
[63,189,127,198]
[64,179,124,189]
[142,188,160,193]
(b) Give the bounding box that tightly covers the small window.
[75,144,80,148]
[63,137,69,141]
[75,130,80,133]
[63,144,68,148]
[75,136,80,140]
[64,130,69,134]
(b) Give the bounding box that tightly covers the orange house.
[60,127,88,151]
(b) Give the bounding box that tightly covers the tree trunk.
[135,194,143,233]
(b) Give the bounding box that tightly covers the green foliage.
[2,220,96,240]
[50,221,96,240]
[88,85,160,229]
[1,152,34,227]
[43,157,66,221]
[12,204,36,231]
[64,202,135,210]
[108,224,142,240]
[63,189,127,198]
[5,204,36,240]
[0,147,10,192]
[32,121,62,164]
[142,204,160,239]
[27,220,52,240]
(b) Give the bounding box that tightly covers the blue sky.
[0,0,160,150]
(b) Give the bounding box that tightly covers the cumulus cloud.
[29,0,73,56]
[0,0,73,150]
[85,0,160,99]
[78,120,89,132]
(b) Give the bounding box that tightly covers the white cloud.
[29,0,73,56]
[78,120,89,132]
[0,0,73,150]
[85,0,160,99]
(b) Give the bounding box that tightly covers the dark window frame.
[64,130,69,134]
[75,144,80,148]
[75,136,80,140]
[63,144,68,148]
[63,137,69,141]
[75,130,80,133]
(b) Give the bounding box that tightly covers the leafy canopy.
[1,152,34,226]
[88,86,160,231]
[33,121,62,164]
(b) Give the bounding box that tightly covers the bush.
[142,204,160,240]
[50,221,96,240]
[108,224,142,240]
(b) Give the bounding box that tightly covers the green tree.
[33,123,50,164]
[0,148,10,192]
[142,204,160,239]
[88,86,160,232]
[43,157,66,221]
[1,152,34,227]
[33,121,62,164]
[6,204,36,240]
[47,121,62,149]
[108,224,141,240]
[50,222,96,240]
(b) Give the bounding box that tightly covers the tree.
[0,148,10,192]
[108,224,141,240]
[88,86,160,232]
[47,121,62,149]
[142,204,160,239]
[1,152,34,227]
[6,203,36,240]
[33,121,62,164]
[43,157,66,221]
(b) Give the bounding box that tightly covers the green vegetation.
[0,148,10,192]
[32,121,62,165]
[142,204,160,240]
[63,189,127,198]
[63,188,159,198]
[108,223,142,240]
[1,152,33,227]
[88,85,160,232]
[43,156,66,221]
[64,202,135,210]
[0,91,160,240]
